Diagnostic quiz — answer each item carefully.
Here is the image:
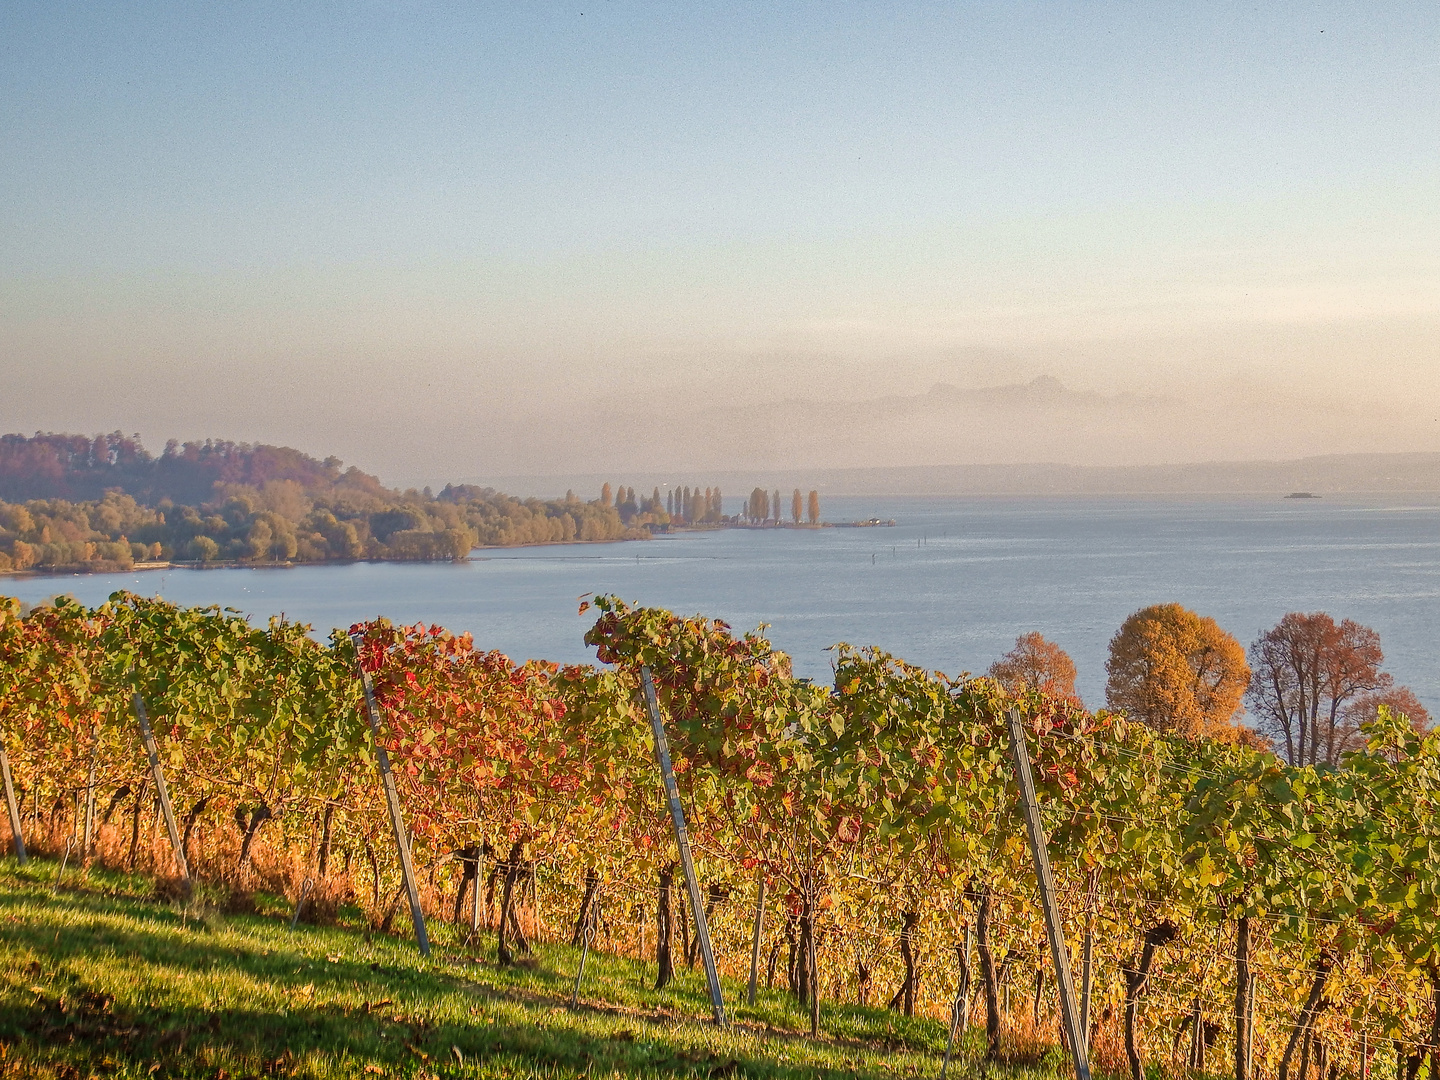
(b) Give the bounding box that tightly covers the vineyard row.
[1,592,1438,1080]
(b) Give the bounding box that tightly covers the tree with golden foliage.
[792,488,802,524]
[807,490,820,525]
[1105,603,1250,739]
[988,632,1079,701]
[748,487,768,522]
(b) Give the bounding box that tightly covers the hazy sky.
[4,2,1438,485]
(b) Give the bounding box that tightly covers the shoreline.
[0,519,867,580]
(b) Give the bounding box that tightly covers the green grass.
[0,857,1068,1080]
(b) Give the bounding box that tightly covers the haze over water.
[6,7,1440,478]
[8,496,1439,714]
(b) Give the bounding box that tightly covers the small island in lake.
[1285,491,1322,499]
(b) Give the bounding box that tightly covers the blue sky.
[3,3,1438,481]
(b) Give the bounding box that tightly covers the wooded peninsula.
[0,432,820,574]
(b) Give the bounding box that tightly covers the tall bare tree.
[1247,613,1394,765]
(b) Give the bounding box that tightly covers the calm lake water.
[7,495,1440,712]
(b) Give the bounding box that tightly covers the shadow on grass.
[0,880,947,1079]
[2,991,921,1080]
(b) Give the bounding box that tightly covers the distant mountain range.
[483,452,1440,499]
[450,372,1439,483]
[922,374,1170,412]
[8,405,1440,506]
[813,453,1440,496]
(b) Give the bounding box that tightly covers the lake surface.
[7,495,1440,712]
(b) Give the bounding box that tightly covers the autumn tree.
[988,632,1079,701]
[601,483,612,507]
[1346,686,1431,736]
[772,489,781,522]
[792,488,802,525]
[1105,603,1249,739]
[748,487,768,522]
[807,490,820,525]
[0,431,637,569]
[613,488,634,522]
[1246,613,1395,765]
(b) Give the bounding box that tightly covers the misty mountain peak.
[928,374,1068,403]
[1025,374,1067,399]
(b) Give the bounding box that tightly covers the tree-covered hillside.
[0,432,642,572]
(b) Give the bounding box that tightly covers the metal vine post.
[640,665,727,1026]
[747,866,767,1006]
[1006,706,1091,1080]
[351,632,431,957]
[132,692,191,892]
[0,737,26,864]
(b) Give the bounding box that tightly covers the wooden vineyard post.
[290,877,315,930]
[1235,915,1255,1080]
[640,666,727,1026]
[53,836,75,890]
[1081,871,1097,1043]
[82,728,99,859]
[471,846,483,938]
[132,694,191,891]
[806,863,819,1037]
[529,866,542,941]
[351,633,430,957]
[961,923,974,1035]
[1006,707,1091,1080]
[0,737,26,864]
[1190,996,1204,1070]
[570,888,602,1007]
[941,925,974,1080]
[1246,974,1258,1080]
[747,866,767,1006]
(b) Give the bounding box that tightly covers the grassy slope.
[0,858,1071,1080]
